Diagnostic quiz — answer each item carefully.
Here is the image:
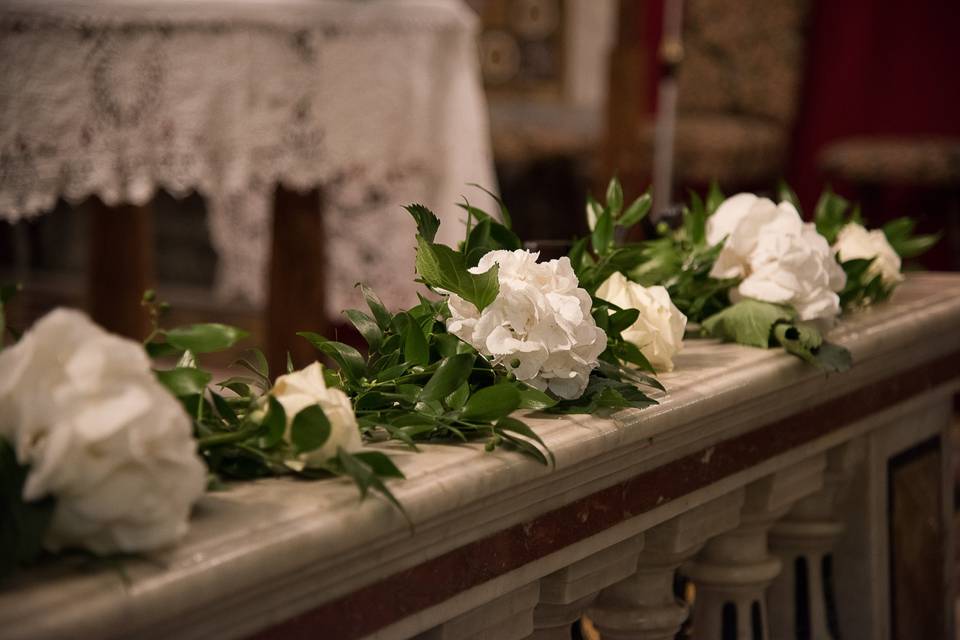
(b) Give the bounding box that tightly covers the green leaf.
[290,405,332,454]
[889,233,940,259]
[335,448,406,517]
[145,340,183,359]
[210,392,238,423]
[882,217,915,242]
[260,396,287,449]
[618,191,652,228]
[460,384,521,422]
[684,191,707,246]
[445,382,471,410]
[404,203,441,242]
[165,323,248,354]
[298,333,367,383]
[415,236,500,312]
[706,180,726,216]
[468,182,513,229]
[495,416,554,466]
[608,308,640,335]
[516,384,558,410]
[591,208,614,255]
[395,312,430,366]
[155,367,212,397]
[343,309,383,352]
[0,283,19,306]
[702,299,797,348]
[814,187,849,244]
[0,439,54,579]
[777,180,801,213]
[353,451,405,478]
[419,353,475,402]
[358,283,394,331]
[605,177,624,216]
[461,216,522,267]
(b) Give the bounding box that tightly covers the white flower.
[0,309,206,555]
[446,249,607,400]
[735,223,847,322]
[707,193,847,323]
[707,193,804,279]
[833,222,904,287]
[595,272,687,372]
[270,362,362,464]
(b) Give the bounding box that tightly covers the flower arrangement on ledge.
[0,178,936,577]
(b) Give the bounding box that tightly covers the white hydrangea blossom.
[446,250,607,400]
[0,309,206,554]
[707,193,847,323]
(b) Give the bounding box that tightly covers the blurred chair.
[820,136,960,269]
[606,0,811,204]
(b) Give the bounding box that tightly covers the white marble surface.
[1,274,959,640]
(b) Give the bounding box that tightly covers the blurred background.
[1,0,958,369]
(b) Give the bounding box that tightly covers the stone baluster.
[686,455,827,640]
[767,441,863,640]
[416,582,540,640]
[529,535,645,639]
[586,490,745,639]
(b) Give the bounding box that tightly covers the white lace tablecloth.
[0,0,497,310]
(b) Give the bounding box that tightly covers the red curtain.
[786,0,960,211]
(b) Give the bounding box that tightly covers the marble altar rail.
[2,274,959,640]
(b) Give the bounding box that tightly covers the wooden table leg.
[266,185,327,377]
[87,197,154,339]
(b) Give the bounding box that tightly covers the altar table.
[0,0,496,361]
[1,274,958,640]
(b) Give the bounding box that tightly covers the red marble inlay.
[252,352,960,640]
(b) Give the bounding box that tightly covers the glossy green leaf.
[165,323,248,354]
[461,384,521,422]
[467,182,513,229]
[618,191,652,228]
[359,283,394,331]
[415,236,500,311]
[496,416,554,466]
[606,177,624,215]
[343,309,383,352]
[290,405,332,454]
[702,299,797,348]
[776,180,800,213]
[419,353,475,402]
[155,367,212,397]
[404,203,441,242]
[298,333,367,383]
[707,180,726,216]
[0,439,54,579]
[260,396,287,449]
[353,451,405,478]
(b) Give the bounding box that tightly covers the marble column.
[587,490,745,640]
[686,456,826,640]
[767,441,863,640]
[529,535,645,639]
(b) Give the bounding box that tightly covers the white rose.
[270,361,362,464]
[595,272,687,372]
[0,309,206,555]
[735,223,848,322]
[707,193,804,279]
[833,222,904,287]
[446,249,607,400]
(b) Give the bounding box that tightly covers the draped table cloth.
[0,0,496,311]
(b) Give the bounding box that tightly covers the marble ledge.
[1,273,959,640]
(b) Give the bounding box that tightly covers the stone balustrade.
[1,274,958,640]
